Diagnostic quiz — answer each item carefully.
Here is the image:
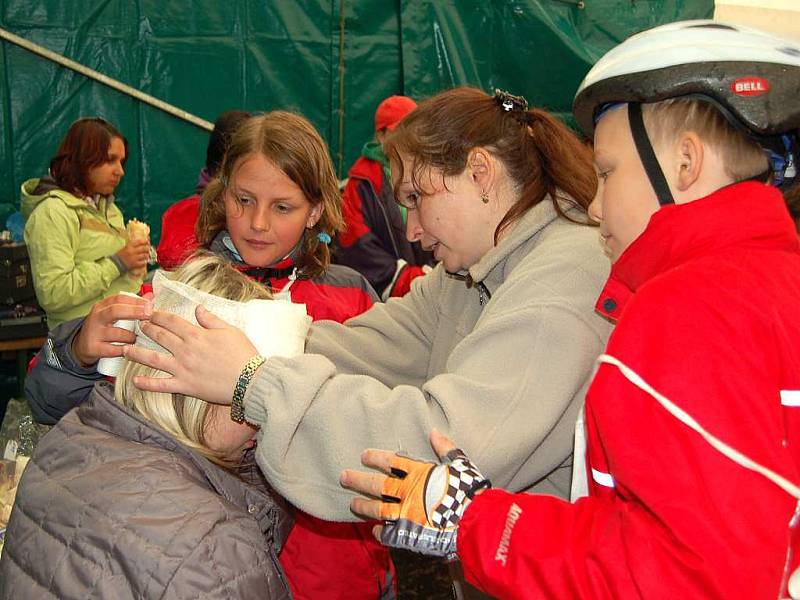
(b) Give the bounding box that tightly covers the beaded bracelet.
[231,354,267,423]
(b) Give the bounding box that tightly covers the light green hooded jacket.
[21,177,142,329]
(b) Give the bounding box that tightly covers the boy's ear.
[674,131,704,192]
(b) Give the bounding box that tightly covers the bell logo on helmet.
[731,77,770,97]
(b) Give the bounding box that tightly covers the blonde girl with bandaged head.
[114,255,272,466]
[0,255,292,597]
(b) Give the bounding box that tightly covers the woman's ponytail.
[496,108,596,242]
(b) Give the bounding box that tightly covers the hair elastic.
[317,231,332,244]
[493,89,528,113]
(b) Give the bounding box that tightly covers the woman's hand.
[123,305,258,405]
[73,293,153,366]
[115,238,150,271]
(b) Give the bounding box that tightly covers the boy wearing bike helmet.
[341,20,800,599]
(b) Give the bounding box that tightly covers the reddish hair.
[49,117,128,196]
[384,87,596,243]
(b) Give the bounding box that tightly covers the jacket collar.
[596,181,800,320]
[465,195,579,287]
[77,383,291,547]
[209,230,300,280]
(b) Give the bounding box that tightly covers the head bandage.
[97,270,312,377]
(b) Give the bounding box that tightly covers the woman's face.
[224,153,323,267]
[86,136,126,196]
[396,160,499,273]
[205,405,258,462]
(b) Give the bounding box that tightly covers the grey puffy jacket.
[0,382,293,599]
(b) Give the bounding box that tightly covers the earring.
[480,190,490,204]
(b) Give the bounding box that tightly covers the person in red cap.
[337,95,434,298]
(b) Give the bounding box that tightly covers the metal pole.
[0,27,214,131]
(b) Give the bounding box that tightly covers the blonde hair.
[643,98,769,183]
[196,111,344,278]
[114,254,271,467]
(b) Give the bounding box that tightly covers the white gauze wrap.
[97,270,312,376]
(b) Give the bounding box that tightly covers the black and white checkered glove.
[378,448,490,559]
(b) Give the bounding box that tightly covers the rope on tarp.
[0,27,214,131]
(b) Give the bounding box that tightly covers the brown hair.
[643,98,769,183]
[197,112,343,278]
[383,87,597,243]
[49,117,128,196]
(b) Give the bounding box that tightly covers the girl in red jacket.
[191,111,392,599]
[342,20,800,599]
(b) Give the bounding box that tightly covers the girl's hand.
[123,305,258,405]
[73,294,153,366]
[115,238,150,271]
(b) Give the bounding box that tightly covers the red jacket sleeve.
[458,489,641,599]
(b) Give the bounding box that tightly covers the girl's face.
[86,136,126,196]
[204,405,258,462]
[224,153,323,267]
[396,159,500,273]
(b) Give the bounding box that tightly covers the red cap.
[374,95,417,133]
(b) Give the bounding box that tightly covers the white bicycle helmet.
[573,20,800,203]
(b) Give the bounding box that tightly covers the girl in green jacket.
[21,117,149,329]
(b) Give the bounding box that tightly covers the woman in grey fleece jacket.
[37,88,612,524]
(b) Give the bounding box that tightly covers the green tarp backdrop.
[0,0,712,244]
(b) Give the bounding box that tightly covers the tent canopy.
[0,1,712,243]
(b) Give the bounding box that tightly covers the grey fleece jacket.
[244,199,613,521]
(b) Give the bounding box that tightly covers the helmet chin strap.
[628,103,675,206]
